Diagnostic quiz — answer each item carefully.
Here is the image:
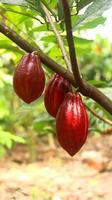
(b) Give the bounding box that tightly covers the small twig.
[42,4,72,71]
[85,105,112,126]
[26,0,57,22]
[61,0,83,88]
[41,0,58,21]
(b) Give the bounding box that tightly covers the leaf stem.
[42,4,72,71]
[85,105,112,126]
[41,0,57,21]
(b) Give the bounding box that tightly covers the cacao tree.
[0,0,112,157]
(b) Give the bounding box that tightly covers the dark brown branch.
[61,0,83,88]
[60,0,112,115]
[0,21,112,115]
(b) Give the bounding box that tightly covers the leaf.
[79,17,106,29]
[0,0,26,5]
[69,0,75,7]
[0,43,23,54]
[10,134,26,144]
[30,25,48,32]
[75,36,93,45]
[74,0,112,29]
[0,96,9,118]
[75,46,91,56]
[34,0,46,22]
[57,0,64,30]
[48,0,57,9]
[42,35,56,43]
[88,80,108,87]
[77,0,93,12]
[33,113,54,133]
[0,127,25,149]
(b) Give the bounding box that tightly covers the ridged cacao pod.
[13,52,45,104]
[56,92,88,156]
[44,74,71,117]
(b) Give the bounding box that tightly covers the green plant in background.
[0,126,25,157]
[77,35,112,135]
[0,0,112,160]
[0,58,26,157]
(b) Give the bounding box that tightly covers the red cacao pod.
[13,52,45,103]
[56,92,88,156]
[44,74,71,117]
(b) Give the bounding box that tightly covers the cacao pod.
[13,52,45,103]
[56,92,88,156]
[44,74,71,117]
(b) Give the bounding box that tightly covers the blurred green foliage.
[0,1,112,158]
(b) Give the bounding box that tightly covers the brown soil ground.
[0,133,112,200]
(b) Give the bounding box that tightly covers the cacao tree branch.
[0,21,112,115]
[42,4,72,71]
[0,21,75,84]
[61,0,83,88]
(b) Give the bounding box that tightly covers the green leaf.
[75,36,93,45]
[75,46,91,56]
[0,43,23,54]
[33,113,54,133]
[34,0,46,22]
[29,25,48,32]
[57,0,64,30]
[57,0,64,21]
[74,0,112,29]
[0,96,10,118]
[0,127,25,149]
[10,134,26,144]
[69,0,75,7]
[88,80,108,87]
[79,17,106,29]
[0,5,41,22]
[0,0,26,5]
[42,35,56,43]
[73,37,93,55]
[77,0,93,12]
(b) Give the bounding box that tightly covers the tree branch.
[0,21,75,84]
[60,0,112,115]
[61,0,83,88]
[0,21,112,115]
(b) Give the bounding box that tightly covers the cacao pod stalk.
[44,73,71,117]
[13,52,45,103]
[56,92,88,156]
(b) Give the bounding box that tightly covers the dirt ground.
[0,133,112,200]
